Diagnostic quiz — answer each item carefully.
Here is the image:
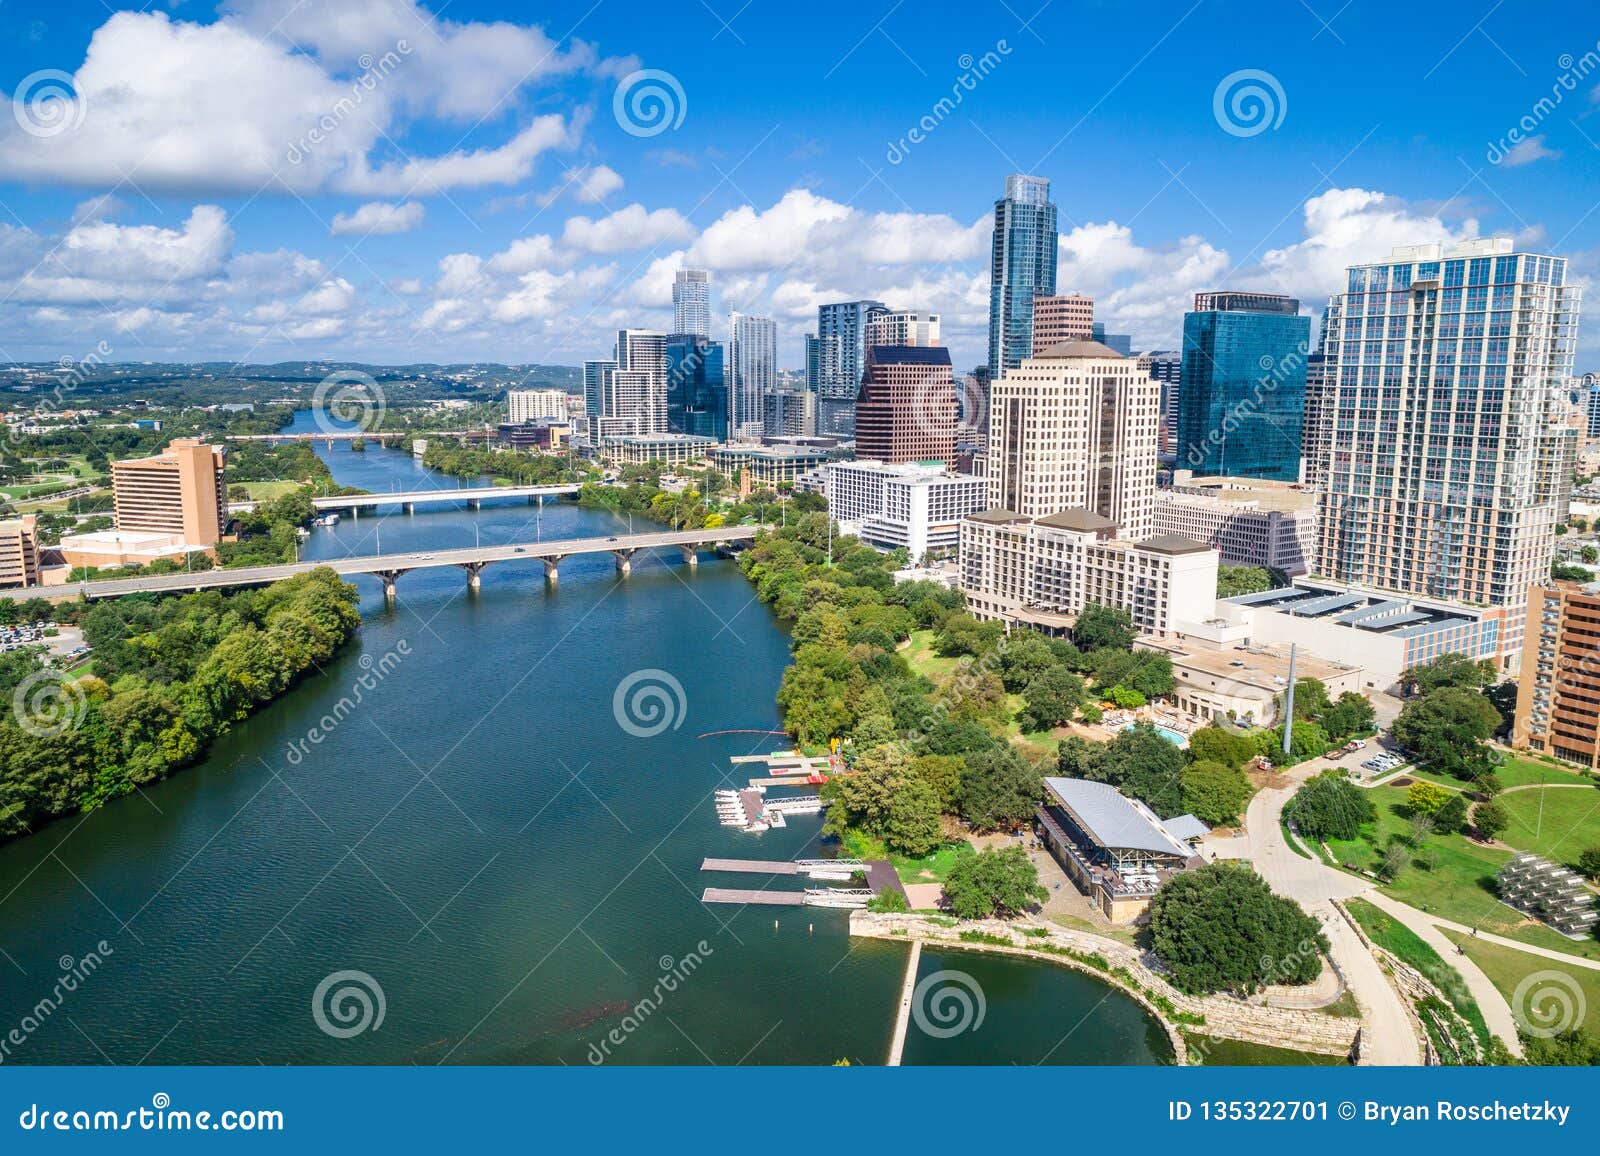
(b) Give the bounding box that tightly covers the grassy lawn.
[1182,1032,1346,1066]
[902,629,959,681]
[1044,910,1140,947]
[1443,929,1600,1044]
[1346,897,1489,1048]
[902,630,1062,751]
[839,829,974,884]
[1497,781,1600,869]
[234,480,303,501]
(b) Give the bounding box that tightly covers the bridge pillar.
[611,549,636,576]
[543,557,564,585]
[402,502,414,515]
[376,569,409,602]
[466,498,480,510]
[680,545,699,567]
[461,561,487,590]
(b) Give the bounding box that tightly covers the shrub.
[1285,771,1375,841]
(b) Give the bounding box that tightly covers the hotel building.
[1513,580,1600,769]
[506,388,570,424]
[0,516,41,588]
[111,438,227,547]
[1153,473,1318,575]
[824,461,986,562]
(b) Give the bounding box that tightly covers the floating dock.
[701,888,806,906]
[711,786,823,833]
[698,858,894,910]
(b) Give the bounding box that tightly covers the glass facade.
[1178,297,1310,481]
[665,337,726,440]
[987,175,1057,376]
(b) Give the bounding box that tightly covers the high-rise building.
[605,329,669,438]
[727,312,777,442]
[1514,579,1600,769]
[864,310,940,348]
[824,461,987,562]
[1032,294,1094,355]
[582,359,615,421]
[1178,291,1310,482]
[816,299,888,436]
[1135,350,1181,459]
[665,335,726,440]
[854,345,956,464]
[507,388,570,424]
[1299,351,1333,488]
[1319,239,1581,669]
[1583,379,1600,438]
[673,269,711,338]
[985,340,1159,539]
[1090,322,1132,358]
[111,438,227,547]
[762,388,813,439]
[0,515,40,588]
[1154,473,1318,576]
[804,333,836,396]
[988,174,1057,377]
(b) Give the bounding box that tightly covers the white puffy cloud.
[330,201,425,236]
[561,205,693,254]
[1500,135,1561,167]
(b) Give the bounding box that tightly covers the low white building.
[507,388,571,423]
[958,508,1219,637]
[825,461,987,562]
[1153,473,1318,575]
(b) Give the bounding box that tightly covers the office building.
[1136,350,1181,458]
[853,345,957,464]
[985,340,1159,539]
[1153,473,1318,575]
[1032,294,1093,355]
[1178,291,1310,482]
[582,359,616,421]
[727,312,777,442]
[497,420,570,452]
[1318,239,1581,669]
[824,461,987,562]
[1090,322,1133,357]
[604,433,719,467]
[1583,379,1600,439]
[111,438,227,547]
[1299,351,1333,488]
[988,174,1058,376]
[673,268,711,338]
[864,310,940,348]
[816,299,888,436]
[762,388,813,439]
[1513,579,1600,769]
[713,443,829,488]
[665,335,726,440]
[602,329,669,438]
[506,388,570,424]
[0,515,40,588]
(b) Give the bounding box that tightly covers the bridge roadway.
[3,525,762,602]
[312,484,579,513]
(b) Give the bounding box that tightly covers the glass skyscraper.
[665,336,725,440]
[673,269,710,338]
[1178,291,1310,481]
[727,312,777,442]
[987,174,1057,376]
[816,299,887,436]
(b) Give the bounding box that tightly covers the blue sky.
[0,0,1595,371]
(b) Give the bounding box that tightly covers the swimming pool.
[1121,722,1189,747]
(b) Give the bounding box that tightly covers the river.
[0,413,1171,1065]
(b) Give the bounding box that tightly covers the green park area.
[1495,780,1600,865]
[232,479,304,501]
[1442,929,1600,1046]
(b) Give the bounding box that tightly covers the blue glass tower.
[987,174,1057,376]
[665,336,726,440]
[1178,291,1310,481]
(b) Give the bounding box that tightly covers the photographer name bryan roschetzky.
[1367,1102,1571,1126]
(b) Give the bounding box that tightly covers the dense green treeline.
[0,568,361,841]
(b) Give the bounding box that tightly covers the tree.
[941,846,1047,919]
[1216,565,1281,598]
[1285,677,1331,721]
[1180,760,1253,826]
[1147,862,1328,995]
[1406,780,1450,816]
[1073,603,1136,652]
[1105,685,1146,710]
[932,615,1004,658]
[1187,726,1256,770]
[1320,692,1375,741]
[1019,667,1084,731]
[1473,800,1509,841]
[822,748,943,856]
[1099,724,1187,817]
[910,753,964,813]
[1392,686,1501,779]
[866,887,909,913]
[1286,771,1375,841]
[997,632,1059,693]
[1577,848,1600,882]
[1400,653,1497,695]
[1432,793,1469,835]
[957,746,1044,831]
[1276,719,1329,764]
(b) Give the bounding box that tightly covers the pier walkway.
[887,940,923,1066]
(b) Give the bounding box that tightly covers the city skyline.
[0,2,1596,373]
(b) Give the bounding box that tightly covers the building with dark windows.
[816,299,888,436]
[665,335,726,440]
[1178,290,1309,482]
[988,174,1057,376]
[854,345,956,464]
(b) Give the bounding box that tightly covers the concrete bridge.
[313,484,579,514]
[9,526,763,603]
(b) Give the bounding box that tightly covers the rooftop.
[1032,339,1126,360]
[1165,473,1318,513]
[1042,777,1202,859]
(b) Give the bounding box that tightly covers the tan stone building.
[110,438,227,547]
[1513,579,1600,769]
[1030,294,1094,356]
[0,515,41,588]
